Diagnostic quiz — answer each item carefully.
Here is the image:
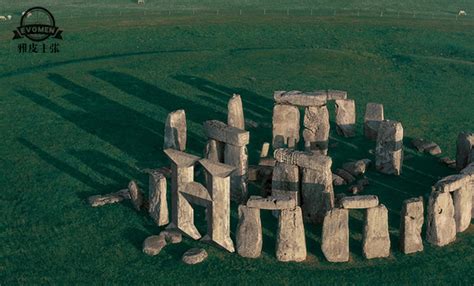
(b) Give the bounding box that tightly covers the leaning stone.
[182,248,208,265]
[247,195,296,210]
[160,230,182,244]
[332,174,346,186]
[363,204,390,259]
[322,208,349,262]
[456,132,474,170]
[272,162,300,205]
[88,189,130,207]
[364,103,384,140]
[236,205,262,258]
[335,99,356,137]
[148,171,169,226]
[203,120,250,147]
[301,164,334,224]
[342,159,371,176]
[375,120,403,175]
[228,94,245,129]
[276,207,307,262]
[272,104,300,149]
[204,139,224,163]
[274,90,327,107]
[164,109,187,151]
[128,180,143,211]
[143,235,167,256]
[334,169,355,184]
[426,191,456,246]
[340,195,378,209]
[400,197,424,254]
[303,105,330,154]
[274,148,332,170]
[452,185,472,232]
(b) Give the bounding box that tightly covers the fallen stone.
[272,162,300,205]
[143,235,167,256]
[228,94,245,129]
[334,169,355,184]
[335,99,356,137]
[375,120,403,175]
[148,170,169,226]
[342,159,371,176]
[236,205,262,258]
[160,230,182,244]
[164,109,187,151]
[399,197,424,254]
[426,191,456,246]
[303,105,330,155]
[363,204,390,259]
[272,104,300,149]
[332,173,346,186]
[274,148,332,170]
[439,157,456,166]
[348,184,364,195]
[182,248,208,265]
[411,138,442,155]
[301,165,334,224]
[340,195,378,209]
[364,103,384,140]
[245,119,259,129]
[276,207,307,262]
[88,189,130,207]
[274,90,327,107]
[128,180,143,211]
[247,195,296,210]
[321,208,349,262]
[203,120,250,147]
[456,132,474,170]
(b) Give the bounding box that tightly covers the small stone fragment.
[143,235,167,256]
[439,157,456,166]
[332,173,346,186]
[129,180,143,211]
[335,99,356,137]
[182,248,208,265]
[236,205,262,258]
[342,159,371,176]
[164,109,187,151]
[340,195,378,209]
[363,204,390,259]
[334,169,355,184]
[260,142,270,158]
[160,230,182,244]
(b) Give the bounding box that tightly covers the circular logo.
[20,7,56,42]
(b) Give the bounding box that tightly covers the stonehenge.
[236,205,262,258]
[363,204,390,259]
[399,197,424,254]
[375,120,403,175]
[426,191,456,246]
[322,208,349,262]
[276,207,307,262]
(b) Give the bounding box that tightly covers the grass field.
[1,1,473,284]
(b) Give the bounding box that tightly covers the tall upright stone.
[375,120,403,175]
[272,104,300,149]
[335,99,356,137]
[399,197,424,254]
[148,170,169,226]
[236,205,262,258]
[164,110,187,151]
[426,191,456,246]
[228,94,245,129]
[456,132,474,170]
[276,207,307,262]
[224,144,248,203]
[303,105,330,155]
[164,149,201,240]
[452,186,471,233]
[322,208,349,262]
[460,163,474,218]
[364,103,384,140]
[272,162,300,204]
[362,204,390,259]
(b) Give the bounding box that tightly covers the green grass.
[1,4,474,285]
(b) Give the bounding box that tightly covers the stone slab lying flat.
[274,90,327,106]
[274,148,332,171]
[203,120,250,146]
[340,195,379,209]
[434,174,470,193]
[88,189,130,207]
[182,248,208,265]
[246,195,296,210]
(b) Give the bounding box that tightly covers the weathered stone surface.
[247,195,296,210]
[399,197,424,254]
[322,208,349,262]
[426,191,456,246]
[164,109,187,151]
[340,195,378,209]
[334,169,355,184]
[272,104,300,149]
[332,174,346,186]
[342,159,371,176]
[276,207,307,262]
[452,185,472,232]
[335,99,356,137]
[224,144,248,202]
[274,148,332,170]
[182,248,208,265]
[375,120,403,175]
[301,164,334,224]
[272,162,300,205]
[259,157,276,167]
[182,182,212,207]
[228,94,245,129]
[363,204,390,259]
[326,90,348,100]
[260,142,270,158]
[160,230,182,244]
[460,163,474,218]
[303,105,330,154]
[88,189,130,207]
[236,205,262,258]
[456,132,474,170]
[143,235,167,256]
[128,180,143,211]
[203,120,250,147]
[274,90,327,107]
[364,103,384,140]
[148,171,169,226]
[411,138,442,155]
[204,139,224,163]
[434,174,470,193]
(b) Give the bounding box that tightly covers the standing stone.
[236,205,262,258]
[426,191,456,246]
[128,180,143,211]
[224,144,248,203]
[228,94,245,129]
[272,162,300,204]
[148,171,169,226]
[460,163,474,218]
[303,105,330,154]
[364,103,384,140]
[399,197,424,254]
[322,208,349,262]
[363,204,390,259]
[375,120,403,175]
[452,185,472,233]
[456,132,474,170]
[272,104,300,149]
[164,110,186,151]
[335,99,356,137]
[204,139,224,163]
[276,207,307,262]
